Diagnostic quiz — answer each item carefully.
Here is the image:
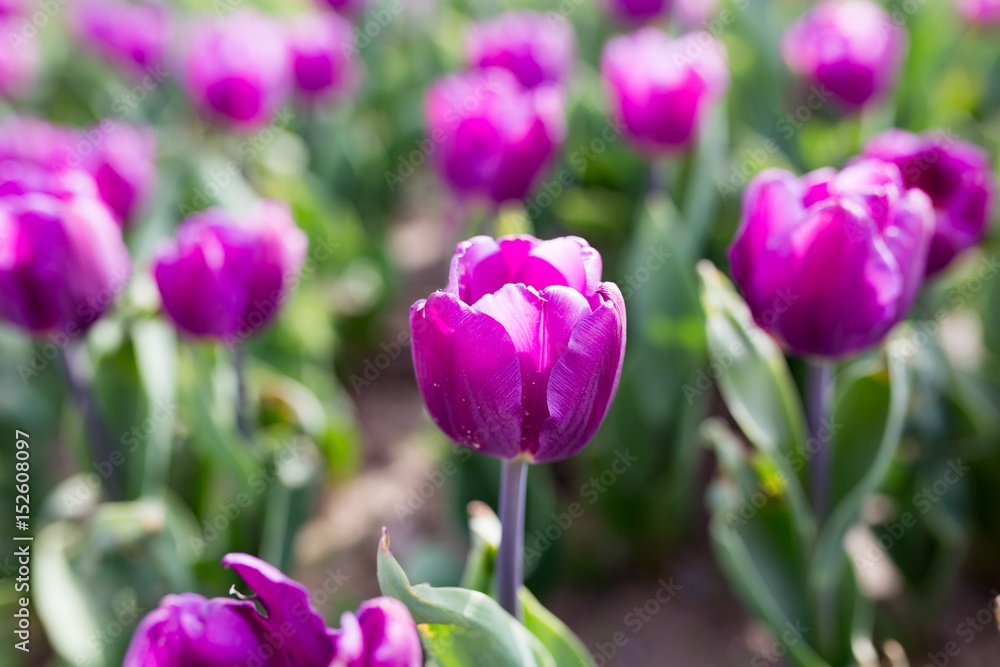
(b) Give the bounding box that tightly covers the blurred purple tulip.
[410,234,626,463]
[0,116,76,171]
[288,12,360,103]
[782,0,905,109]
[153,201,307,343]
[317,0,367,14]
[956,0,1000,24]
[466,12,576,89]
[603,0,671,24]
[69,0,170,76]
[182,10,291,129]
[675,0,719,29]
[0,0,26,19]
[862,129,997,275]
[0,18,39,98]
[329,597,423,667]
[124,553,333,667]
[78,121,157,225]
[424,68,565,203]
[0,166,132,334]
[729,160,935,358]
[601,28,729,153]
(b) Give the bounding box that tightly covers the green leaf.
[132,318,179,497]
[377,530,555,667]
[697,261,815,545]
[522,588,593,667]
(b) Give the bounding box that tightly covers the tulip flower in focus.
[424,68,565,204]
[153,201,307,344]
[601,28,729,153]
[466,11,576,89]
[182,10,290,129]
[862,129,997,276]
[410,234,626,462]
[603,0,671,24]
[69,0,170,76]
[0,166,132,334]
[956,0,1000,24]
[288,12,360,103]
[782,0,905,109]
[124,553,422,667]
[729,160,934,358]
[0,18,38,98]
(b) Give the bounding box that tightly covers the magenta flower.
[466,11,576,90]
[0,166,131,334]
[77,122,157,225]
[317,0,367,14]
[0,116,76,171]
[288,12,360,103]
[861,129,997,276]
[153,201,307,343]
[602,0,671,24]
[424,68,565,204]
[329,597,423,667]
[0,18,39,98]
[601,28,729,153]
[182,10,290,129]
[782,0,905,109]
[729,160,935,358]
[69,0,170,76]
[0,0,26,19]
[410,235,626,462]
[956,0,1000,24]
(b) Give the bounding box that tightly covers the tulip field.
[3,0,1000,664]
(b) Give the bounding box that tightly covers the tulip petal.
[886,188,933,313]
[222,553,333,667]
[474,283,592,452]
[356,597,423,667]
[410,291,523,458]
[536,283,626,462]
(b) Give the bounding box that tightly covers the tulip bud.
[153,201,307,343]
[181,10,291,129]
[410,235,626,462]
[602,0,671,24]
[0,166,132,334]
[466,11,576,90]
[288,12,360,103]
[0,18,38,98]
[424,68,565,204]
[956,0,1000,25]
[601,28,729,154]
[861,129,997,275]
[69,0,170,77]
[329,597,423,667]
[81,122,157,225]
[729,160,935,358]
[781,0,905,109]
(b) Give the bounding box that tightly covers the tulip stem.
[807,361,835,520]
[233,346,252,439]
[497,458,528,620]
[60,340,123,501]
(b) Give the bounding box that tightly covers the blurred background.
[1,0,999,664]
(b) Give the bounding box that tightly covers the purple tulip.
[153,201,307,343]
[78,121,157,225]
[956,0,1000,24]
[424,68,565,204]
[0,116,77,171]
[288,12,360,103]
[124,553,333,667]
[410,235,626,462]
[317,0,366,14]
[862,129,996,275]
[466,12,576,89]
[729,160,935,358]
[0,166,132,334]
[602,0,670,24]
[782,0,905,109]
[182,10,291,129]
[69,0,170,76]
[329,597,423,667]
[0,18,39,98]
[0,0,26,19]
[601,28,729,153]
